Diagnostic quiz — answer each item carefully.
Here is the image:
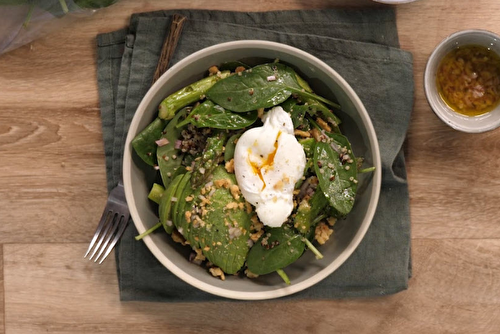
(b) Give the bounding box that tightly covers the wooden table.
[1,0,499,333]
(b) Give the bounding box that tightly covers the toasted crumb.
[185,195,194,202]
[230,184,240,200]
[185,210,192,222]
[215,178,231,189]
[327,217,337,227]
[225,202,239,210]
[250,216,264,232]
[234,66,246,73]
[171,229,187,245]
[316,117,332,132]
[315,222,333,245]
[245,201,252,214]
[209,267,225,280]
[203,246,211,251]
[294,129,311,138]
[208,65,219,74]
[250,229,264,242]
[225,159,235,173]
[194,248,206,262]
[311,128,322,142]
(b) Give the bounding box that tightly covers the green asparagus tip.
[276,269,291,285]
[159,102,175,120]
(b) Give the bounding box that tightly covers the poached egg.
[233,106,306,227]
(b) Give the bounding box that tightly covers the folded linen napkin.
[96,8,413,301]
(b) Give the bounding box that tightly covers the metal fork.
[84,181,130,264]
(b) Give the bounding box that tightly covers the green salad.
[132,60,373,283]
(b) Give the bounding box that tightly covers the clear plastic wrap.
[0,0,118,54]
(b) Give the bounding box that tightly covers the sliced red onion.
[155,138,169,147]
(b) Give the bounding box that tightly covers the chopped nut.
[294,129,311,138]
[194,248,206,262]
[234,66,246,73]
[225,202,239,210]
[171,229,187,245]
[209,267,225,280]
[250,229,264,242]
[225,159,235,173]
[327,217,337,226]
[316,117,332,132]
[311,128,322,142]
[230,184,240,200]
[208,65,219,74]
[214,178,231,189]
[315,222,333,245]
[245,202,252,214]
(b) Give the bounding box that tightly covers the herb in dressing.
[436,44,500,116]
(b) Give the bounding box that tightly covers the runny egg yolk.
[247,131,281,191]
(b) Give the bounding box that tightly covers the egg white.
[233,106,306,227]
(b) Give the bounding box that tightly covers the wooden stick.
[152,14,187,84]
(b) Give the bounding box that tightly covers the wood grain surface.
[0,0,499,333]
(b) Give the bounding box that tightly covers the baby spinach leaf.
[157,108,188,186]
[281,98,308,129]
[206,63,302,112]
[177,100,258,130]
[131,117,168,166]
[182,167,252,274]
[313,134,358,215]
[294,189,329,235]
[246,225,305,275]
[191,131,227,188]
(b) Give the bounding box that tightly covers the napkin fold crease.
[96,8,413,302]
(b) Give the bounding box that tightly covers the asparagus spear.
[158,71,230,119]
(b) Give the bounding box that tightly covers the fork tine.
[88,212,115,261]
[93,214,123,263]
[98,215,130,264]
[86,181,129,264]
[84,209,112,258]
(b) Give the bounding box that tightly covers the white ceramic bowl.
[123,40,382,300]
[424,29,500,133]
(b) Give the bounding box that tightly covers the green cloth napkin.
[96,9,413,301]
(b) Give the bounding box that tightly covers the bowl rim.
[424,29,500,133]
[123,40,382,300]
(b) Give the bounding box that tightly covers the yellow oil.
[436,44,500,116]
